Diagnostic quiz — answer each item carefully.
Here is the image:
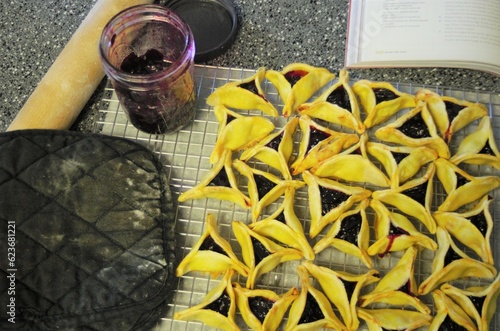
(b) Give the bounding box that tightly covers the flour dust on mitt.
[0,130,176,330]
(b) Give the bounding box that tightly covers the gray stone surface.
[1,0,498,133]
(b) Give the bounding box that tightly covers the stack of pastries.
[174,63,500,331]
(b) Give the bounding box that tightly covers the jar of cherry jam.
[99,5,196,134]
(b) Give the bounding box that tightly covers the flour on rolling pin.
[7,0,154,131]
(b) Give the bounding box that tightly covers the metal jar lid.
[164,0,238,62]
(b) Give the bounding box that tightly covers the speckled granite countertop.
[1,0,498,133]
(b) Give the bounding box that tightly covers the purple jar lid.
[164,0,238,62]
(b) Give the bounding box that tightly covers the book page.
[347,0,500,67]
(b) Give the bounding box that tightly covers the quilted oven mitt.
[0,130,177,330]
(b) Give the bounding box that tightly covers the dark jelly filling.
[342,279,358,300]
[468,295,486,314]
[254,174,276,200]
[284,70,308,86]
[319,186,350,216]
[398,279,413,296]
[479,141,495,156]
[402,182,427,206]
[205,290,231,316]
[470,212,488,236]
[372,87,398,104]
[275,211,286,224]
[248,296,275,323]
[251,236,271,265]
[239,81,260,95]
[299,292,325,324]
[326,85,352,112]
[120,49,171,75]
[208,168,231,187]
[443,101,464,123]
[199,236,227,256]
[398,113,431,139]
[307,126,331,153]
[336,213,362,244]
[440,315,468,331]
[455,173,469,189]
[266,133,283,151]
[391,151,408,164]
[444,247,462,267]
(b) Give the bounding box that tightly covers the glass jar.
[99,5,196,134]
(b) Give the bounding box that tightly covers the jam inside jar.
[99,5,196,134]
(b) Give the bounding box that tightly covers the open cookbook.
[345,0,500,76]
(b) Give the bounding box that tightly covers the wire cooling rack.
[95,64,500,331]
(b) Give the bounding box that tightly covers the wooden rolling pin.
[7,0,154,131]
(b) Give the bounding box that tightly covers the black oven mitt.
[0,130,177,330]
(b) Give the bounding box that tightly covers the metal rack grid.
[95,64,500,330]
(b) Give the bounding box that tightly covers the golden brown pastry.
[313,199,373,269]
[285,265,347,331]
[234,159,305,222]
[303,170,372,238]
[435,157,500,212]
[352,79,416,128]
[233,283,299,331]
[301,261,379,331]
[418,227,497,295]
[416,88,488,143]
[232,221,303,289]
[297,69,365,133]
[433,195,494,265]
[210,115,275,164]
[357,307,432,331]
[366,142,438,188]
[375,99,450,158]
[249,188,315,260]
[206,67,279,117]
[449,115,500,169]
[429,289,478,331]
[311,133,391,187]
[290,115,359,175]
[176,213,249,278]
[265,63,335,117]
[360,247,430,314]
[371,163,437,234]
[174,269,240,331]
[239,116,299,179]
[367,199,437,257]
[440,274,500,331]
[178,149,251,209]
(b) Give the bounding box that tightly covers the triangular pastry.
[176,213,249,278]
[418,227,497,295]
[239,116,299,179]
[352,79,416,128]
[297,69,365,133]
[206,67,279,117]
[435,157,500,212]
[367,199,437,257]
[178,149,251,209]
[249,188,315,260]
[440,273,500,331]
[233,283,299,331]
[360,247,431,315]
[375,99,450,158]
[234,159,305,222]
[449,115,500,169]
[210,115,275,164]
[313,199,373,269]
[290,115,359,175]
[366,142,438,188]
[301,260,379,331]
[174,269,239,331]
[416,88,488,143]
[429,289,478,331]
[285,265,347,331]
[232,221,303,289]
[357,307,432,331]
[265,62,335,117]
[433,195,494,265]
[303,170,372,238]
[371,164,437,234]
